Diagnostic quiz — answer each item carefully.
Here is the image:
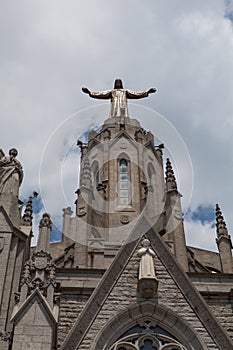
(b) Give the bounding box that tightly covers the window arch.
[109,323,188,349]
[91,303,208,350]
[119,158,129,205]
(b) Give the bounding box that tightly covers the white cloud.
[1,0,233,250]
[184,218,217,252]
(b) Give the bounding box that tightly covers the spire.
[165,158,177,191]
[215,203,233,273]
[216,204,230,239]
[22,191,38,226]
[22,196,33,226]
[36,213,52,253]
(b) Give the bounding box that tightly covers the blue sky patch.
[224,0,233,22]
[50,225,62,243]
[185,204,215,228]
[32,195,44,214]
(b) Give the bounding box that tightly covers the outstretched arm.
[82,87,90,94]
[82,87,112,100]
[147,88,156,94]
[126,88,156,99]
[0,149,5,159]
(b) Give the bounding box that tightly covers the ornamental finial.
[165,158,177,191]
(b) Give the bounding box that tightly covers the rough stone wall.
[154,253,217,349]
[207,299,233,340]
[79,253,138,350]
[77,246,218,350]
[7,239,25,332]
[57,294,89,347]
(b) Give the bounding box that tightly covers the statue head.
[142,239,150,248]
[9,148,18,158]
[114,79,123,89]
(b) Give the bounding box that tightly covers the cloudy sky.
[1,0,233,251]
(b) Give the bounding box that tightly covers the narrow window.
[94,166,99,188]
[92,162,99,209]
[119,159,129,205]
[148,163,155,192]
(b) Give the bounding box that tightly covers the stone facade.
[1,83,233,350]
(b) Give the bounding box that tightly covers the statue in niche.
[82,78,156,118]
[0,148,23,196]
[137,238,156,279]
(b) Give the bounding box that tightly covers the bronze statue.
[82,78,156,118]
[0,148,23,196]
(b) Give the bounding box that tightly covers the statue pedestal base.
[138,278,158,299]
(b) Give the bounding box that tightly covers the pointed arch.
[91,302,208,350]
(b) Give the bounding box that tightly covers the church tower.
[62,79,189,272]
[1,79,233,350]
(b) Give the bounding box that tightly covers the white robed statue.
[82,79,156,118]
[137,238,156,280]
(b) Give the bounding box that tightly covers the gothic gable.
[60,216,233,350]
[11,288,57,350]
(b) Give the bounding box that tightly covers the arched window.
[94,166,99,189]
[109,323,189,349]
[147,163,156,192]
[92,161,99,209]
[119,159,129,205]
[92,303,206,350]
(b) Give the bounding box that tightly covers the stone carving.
[21,261,31,284]
[103,129,111,140]
[135,129,144,143]
[77,206,87,217]
[120,215,129,224]
[137,239,158,298]
[39,212,52,229]
[82,79,156,118]
[34,253,49,270]
[0,331,11,342]
[48,263,56,283]
[20,250,54,294]
[0,148,23,196]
